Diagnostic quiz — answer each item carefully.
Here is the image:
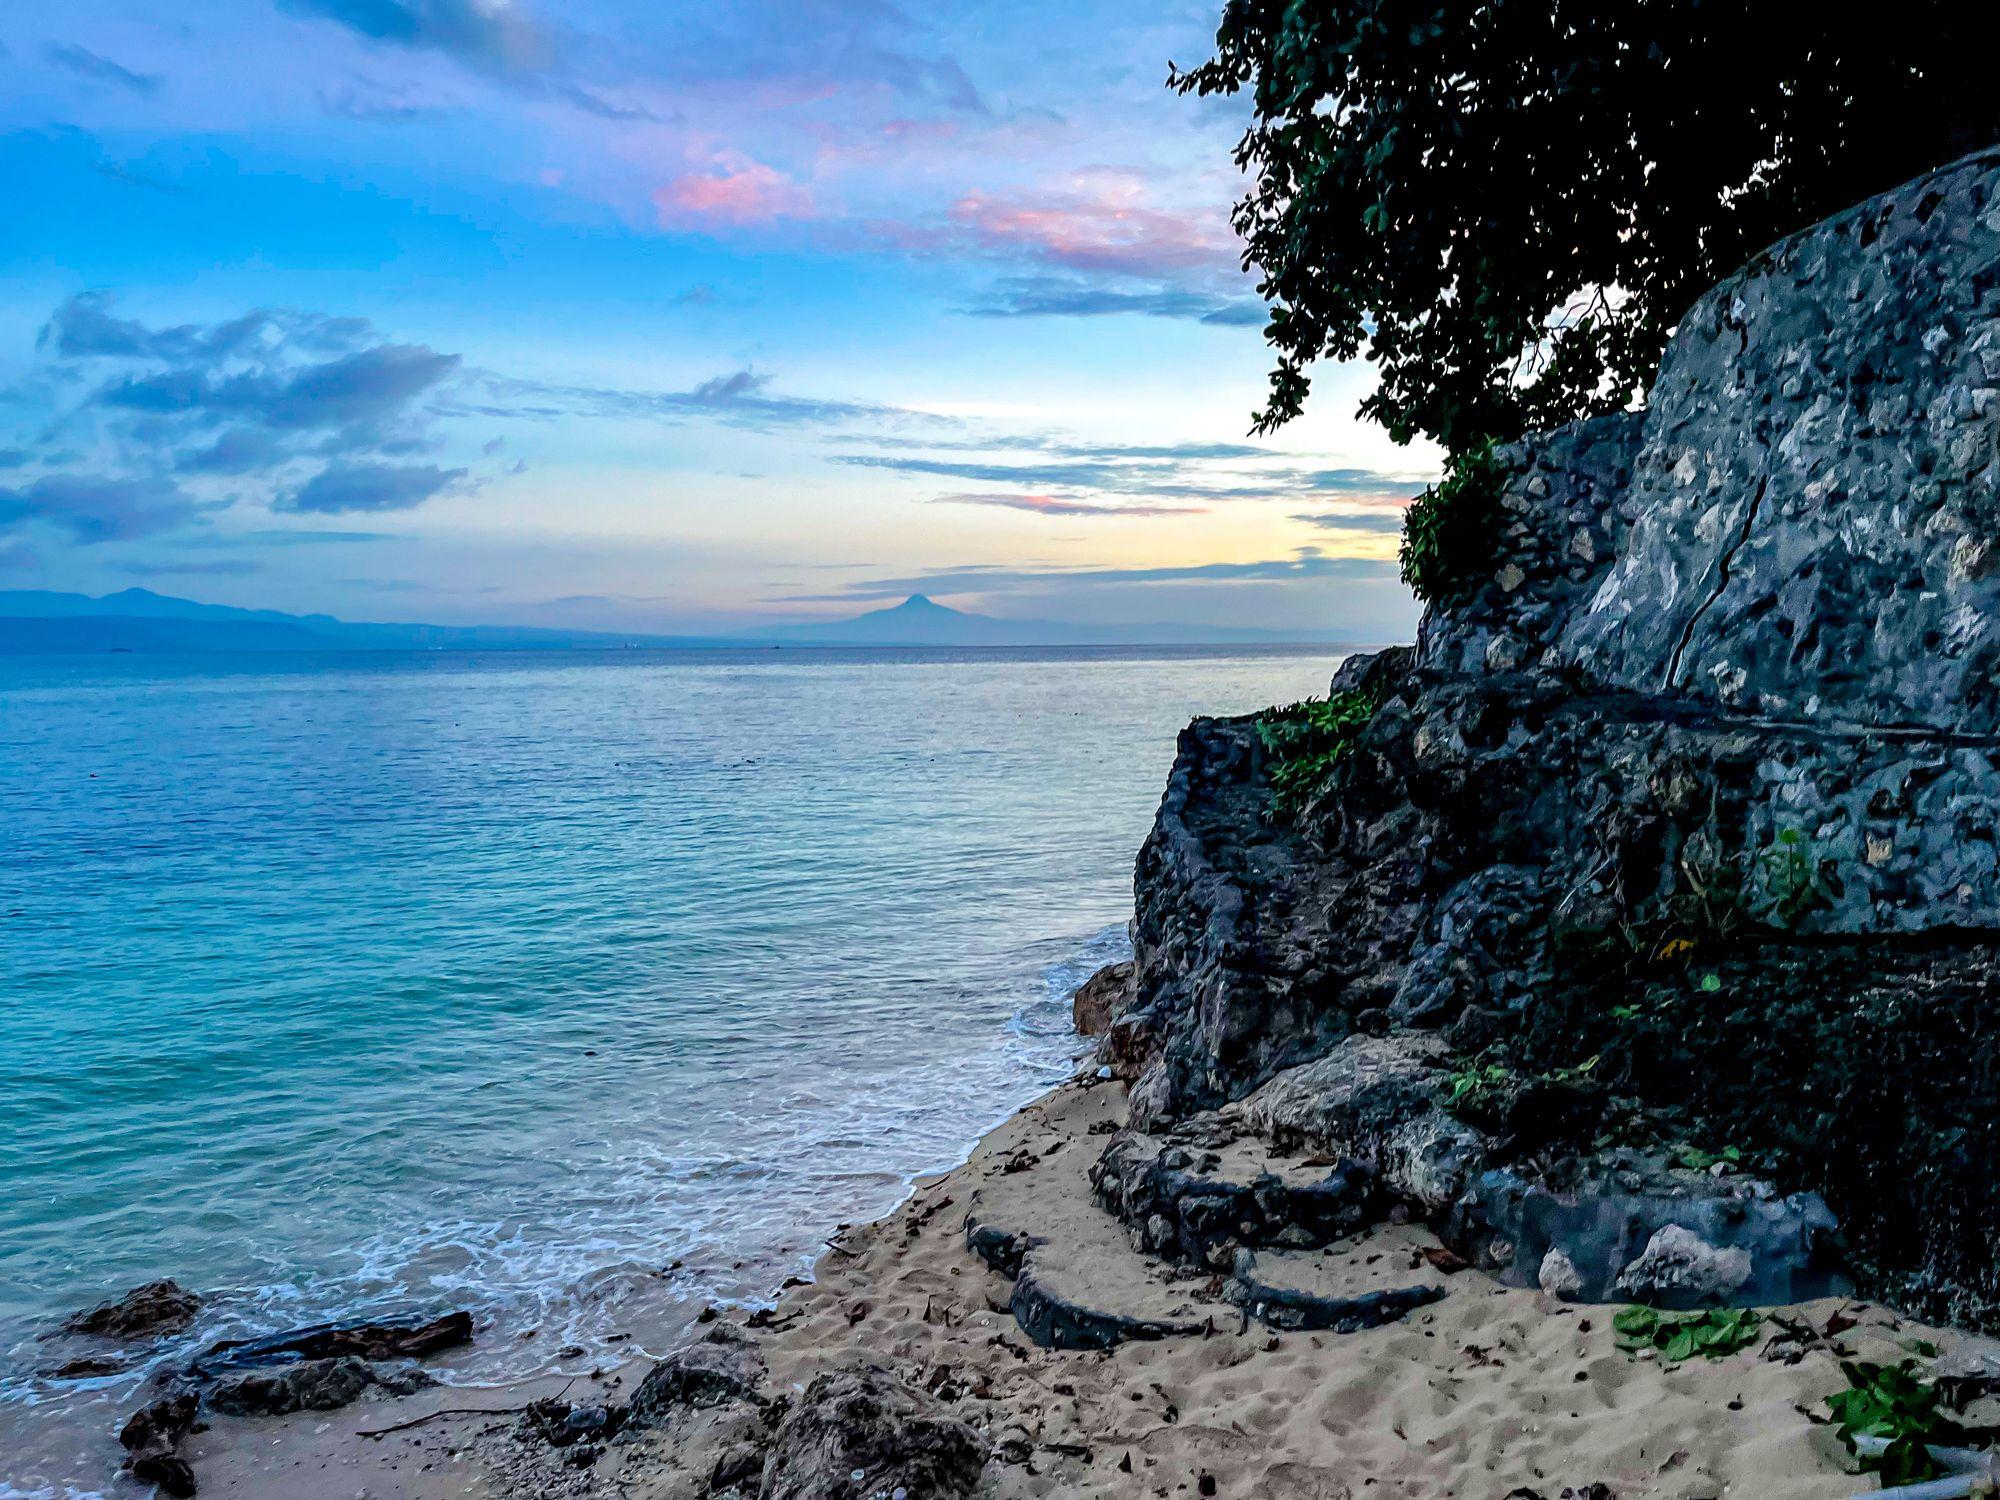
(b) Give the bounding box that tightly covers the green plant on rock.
[1756,828,1830,929]
[1827,1359,1964,1486]
[1255,686,1381,814]
[1623,827,1836,967]
[1443,1060,1511,1108]
[1399,440,1505,604]
[1660,831,1754,951]
[1669,1143,1743,1173]
[1612,1305,1762,1363]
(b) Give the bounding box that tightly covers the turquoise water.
[0,645,1343,1494]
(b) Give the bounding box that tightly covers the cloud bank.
[0,294,471,548]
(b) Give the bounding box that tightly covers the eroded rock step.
[1225,1225,1456,1334]
[1089,1115,1381,1270]
[1114,1033,1845,1313]
[1008,1242,1213,1351]
[961,1083,1233,1351]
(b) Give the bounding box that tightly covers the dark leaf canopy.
[1174,1,2000,451]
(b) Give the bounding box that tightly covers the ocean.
[0,644,1344,1495]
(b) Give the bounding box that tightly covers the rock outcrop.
[61,1280,202,1341]
[625,1326,766,1424]
[1119,146,2000,1326]
[205,1356,433,1417]
[119,1394,201,1499]
[1070,959,1132,1036]
[92,1301,474,1495]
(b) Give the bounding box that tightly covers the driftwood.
[356,1404,529,1440]
[358,1375,574,1440]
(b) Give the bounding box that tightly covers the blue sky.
[0,1,1431,637]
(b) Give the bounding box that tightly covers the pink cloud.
[938,177,1237,278]
[654,161,813,227]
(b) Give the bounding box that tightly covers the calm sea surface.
[0,644,1344,1495]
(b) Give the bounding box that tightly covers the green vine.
[1255,685,1382,815]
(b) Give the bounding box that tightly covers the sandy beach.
[173,1073,1983,1499]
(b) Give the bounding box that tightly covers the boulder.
[1537,1249,1585,1301]
[1615,1225,1754,1304]
[626,1328,765,1425]
[62,1280,200,1341]
[206,1356,432,1417]
[1231,1034,1488,1214]
[118,1392,200,1498]
[1449,1154,1845,1308]
[1070,959,1133,1037]
[757,1367,986,1500]
[523,1396,625,1449]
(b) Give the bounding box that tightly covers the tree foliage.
[1397,438,1500,601]
[1172,2,2000,451]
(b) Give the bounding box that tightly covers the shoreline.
[6,926,1125,1500]
[174,1070,1987,1499]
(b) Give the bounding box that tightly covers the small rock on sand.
[759,1366,986,1500]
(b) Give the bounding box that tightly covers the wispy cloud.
[839,454,1131,488]
[125,557,263,576]
[1291,509,1407,534]
[925,173,1236,278]
[45,43,161,94]
[226,529,398,545]
[0,475,206,544]
[469,366,935,433]
[966,276,1262,326]
[280,0,663,121]
[282,461,467,514]
[837,449,1428,506]
[278,0,557,78]
[930,492,1203,518]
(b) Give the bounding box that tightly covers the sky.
[0,1,1433,638]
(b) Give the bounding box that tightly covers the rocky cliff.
[1112,147,2000,1326]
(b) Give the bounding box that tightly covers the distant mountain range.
[0,588,1351,654]
[744,594,1334,647]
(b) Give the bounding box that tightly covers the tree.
[1172,1,2000,453]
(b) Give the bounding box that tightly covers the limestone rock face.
[1121,648,1428,1123]
[1566,148,2000,733]
[1416,412,1644,679]
[1125,148,2000,1326]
